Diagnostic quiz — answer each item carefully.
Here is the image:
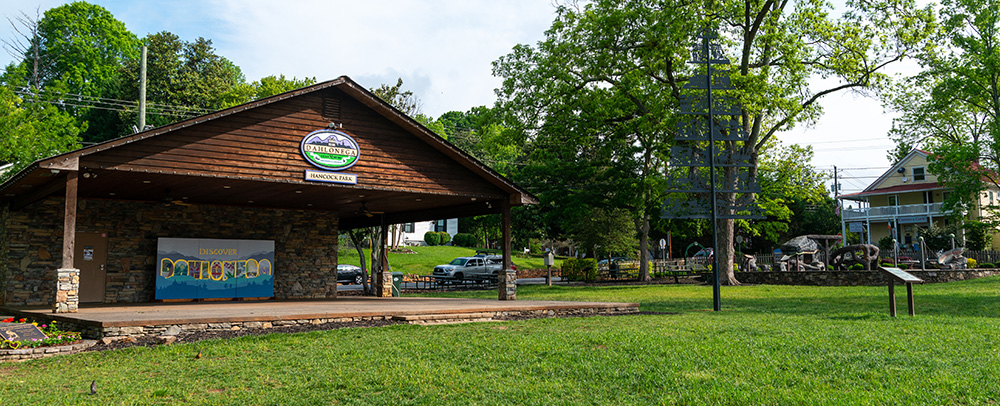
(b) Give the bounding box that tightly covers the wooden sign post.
[879,266,924,317]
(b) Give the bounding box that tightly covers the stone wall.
[0,203,9,305]
[735,269,1000,286]
[2,196,340,306]
[1,199,62,306]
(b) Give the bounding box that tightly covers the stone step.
[392,312,499,325]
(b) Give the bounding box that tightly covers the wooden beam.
[10,175,67,211]
[61,171,78,269]
[340,201,501,230]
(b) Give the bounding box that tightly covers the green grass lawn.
[337,245,560,274]
[3,278,1000,405]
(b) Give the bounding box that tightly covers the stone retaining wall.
[2,197,340,306]
[735,269,1000,286]
[59,306,639,339]
[0,340,96,362]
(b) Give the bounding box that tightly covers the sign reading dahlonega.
[155,238,275,300]
[301,129,360,171]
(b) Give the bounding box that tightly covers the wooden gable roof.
[0,76,536,229]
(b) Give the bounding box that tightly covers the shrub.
[827,265,835,270]
[980,263,995,269]
[877,236,894,251]
[438,232,451,245]
[850,264,864,271]
[968,258,978,269]
[452,233,476,247]
[424,232,441,246]
[529,240,543,254]
[899,264,909,270]
[561,258,598,282]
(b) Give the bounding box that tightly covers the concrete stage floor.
[3,297,640,337]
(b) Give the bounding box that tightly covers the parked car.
[433,256,504,281]
[336,264,365,285]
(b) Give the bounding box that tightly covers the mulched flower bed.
[85,310,666,352]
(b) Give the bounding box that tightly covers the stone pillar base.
[498,269,517,301]
[53,268,80,313]
[376,271,393,297]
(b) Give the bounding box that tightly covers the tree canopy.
[494,0,934,282]
[886,0,1000,227]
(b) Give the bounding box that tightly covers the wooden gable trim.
[4,76,536,205]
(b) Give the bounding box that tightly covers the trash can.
[391,272,404,297]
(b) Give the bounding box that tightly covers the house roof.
[0,76,536,229]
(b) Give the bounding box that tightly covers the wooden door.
[75,232,107,303]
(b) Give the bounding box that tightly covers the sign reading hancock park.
[155,238,274,300]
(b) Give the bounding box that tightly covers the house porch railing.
[842,202,948,221]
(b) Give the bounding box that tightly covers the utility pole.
[836,165,847,245]
[138,45,147,131]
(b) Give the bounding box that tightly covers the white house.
[401,218,459,245]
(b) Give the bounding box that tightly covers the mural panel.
[156,238,275,300]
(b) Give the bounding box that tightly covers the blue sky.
[0,0,904,194]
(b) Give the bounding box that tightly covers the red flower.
[0,318,12,323]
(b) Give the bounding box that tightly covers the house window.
[913,167,925,181]
[888,195,898,206]
[403,223,414,233]
[434,220,447,232]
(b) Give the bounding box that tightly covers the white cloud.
[205,0,557,116]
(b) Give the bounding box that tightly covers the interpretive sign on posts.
[878,266,924,317]
[0,322,47,343]
[881,267,924,284]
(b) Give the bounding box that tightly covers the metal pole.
[704,33,721,312]
[919,236,925,271]
[139,45,147,131]
[893,238,898,266]
[950,233,955,250]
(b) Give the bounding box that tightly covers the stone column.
[499,269,516,300]
[498,199,516,300]
[54,268,79,313]
[379,271,393,297]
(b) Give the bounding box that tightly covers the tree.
[103,32,247,141]
[0,85,82,180]
[495,0,934,285]
[1,2,139,143]
[220,75,316,107]
[750,142,836,248]
[571,207,638,259]
[886,0,1000,235]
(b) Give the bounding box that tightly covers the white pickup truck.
[432,255,505,281]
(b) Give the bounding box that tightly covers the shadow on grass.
[640,290,1000,319]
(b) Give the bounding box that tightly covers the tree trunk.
[719,159,740,286]
[638,217,651,281]
[348,229,372,295]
